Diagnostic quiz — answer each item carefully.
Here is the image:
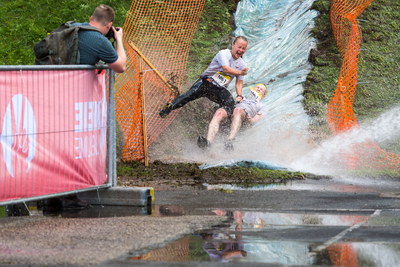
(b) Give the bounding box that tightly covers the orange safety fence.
[328,243,359,267]
[328,0,400,169]
[115,0,206,163]
[131,236,192,261]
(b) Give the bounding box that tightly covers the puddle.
[1,203,211,218]
[126,210,400,266]
[0,202,42,217]
[131,236,400,265]
[205,178,400,194]
[1,202,153,218]
[42,205,153,218]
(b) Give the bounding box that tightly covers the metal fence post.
[107,69,117,187]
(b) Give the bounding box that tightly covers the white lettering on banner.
[74,101,106,159]
[75,102,83,132]
[75,101,106,132]
[0,94,36,177]
[75,135,100,159]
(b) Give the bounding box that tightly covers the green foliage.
[185,0,241,82]
[304,0,400,146]
[0,0,131,65]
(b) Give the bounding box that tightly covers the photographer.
[43,5,127,211]
[73,4,126,73]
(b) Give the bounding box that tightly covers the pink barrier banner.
[0,70,108,202]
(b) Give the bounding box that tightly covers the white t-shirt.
[201,49,247,88]
[235,97,269,118]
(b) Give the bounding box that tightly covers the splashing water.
[151,0,320,165]
[291,105,400,175]
[163,0,318,164]
[153,0,399,174]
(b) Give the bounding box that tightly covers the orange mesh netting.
[327,0,400,169]
[115,0,206,162]
[328,243,359,266]
[131,236,192,261]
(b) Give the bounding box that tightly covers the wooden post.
[129,42,179,96]
[139,57,149,166]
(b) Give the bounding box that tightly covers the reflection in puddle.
[42,205,152,218]
[2,203,209,218]
[1,202,152,218]
[131,236,400,266]
[1,202,42,217]
[204,179,379,193]
[129,210,400,266]
[2,203,206,218]
[205,183,287,191]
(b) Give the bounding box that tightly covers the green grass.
[0,0,131,65]
[304,0,400,141]
[0,0,239,70]
[116,160,309,182]
[356,0,400,119]
[185,0,240,82]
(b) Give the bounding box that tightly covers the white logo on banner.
[1,94,36,177]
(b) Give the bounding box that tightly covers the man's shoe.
[61,195,90,210]
[224,139,234,151]
[159,103,173,118]
[197,136,211,150]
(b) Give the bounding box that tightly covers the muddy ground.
[116,160,331,190]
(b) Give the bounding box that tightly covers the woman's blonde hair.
[233,36,248,44]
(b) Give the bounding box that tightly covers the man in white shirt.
[159,36,249,119]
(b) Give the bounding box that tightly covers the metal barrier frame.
[0,65,117,206]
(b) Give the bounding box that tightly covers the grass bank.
[304,0,400,152]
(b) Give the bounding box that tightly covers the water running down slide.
[202,0,318,169]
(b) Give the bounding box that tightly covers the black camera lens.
[106,27,119,40]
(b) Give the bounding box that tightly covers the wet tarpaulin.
[199,159,291,171]
[225,0,318,152]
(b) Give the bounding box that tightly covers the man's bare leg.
[207,108,228,143]
[228,108,246,140]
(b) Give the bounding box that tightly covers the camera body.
[105,27,120,40]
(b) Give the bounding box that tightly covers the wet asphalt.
[1,176,400,267]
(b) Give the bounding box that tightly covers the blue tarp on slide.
[199,0,318,169]
[230,0,318,135]
[199,159,292,171]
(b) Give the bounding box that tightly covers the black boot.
[197,136,211,150]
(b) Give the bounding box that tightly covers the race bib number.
[212,71,230,87]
